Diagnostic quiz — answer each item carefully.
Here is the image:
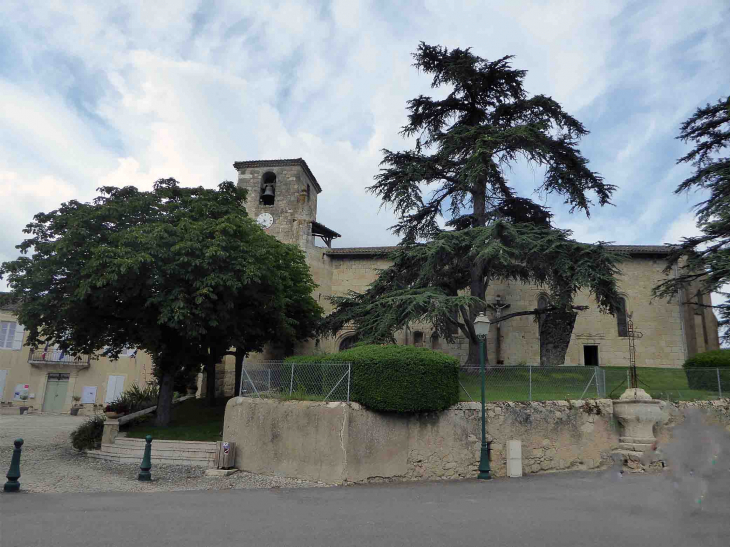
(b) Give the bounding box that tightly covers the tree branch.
[491,305,588,324]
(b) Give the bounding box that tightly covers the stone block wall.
[322,254,697,366]
[223,397,730,485]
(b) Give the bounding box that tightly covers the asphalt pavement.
[2,469,729,547]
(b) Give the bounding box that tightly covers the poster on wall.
[13,384,29,400]
[81,386,97,404]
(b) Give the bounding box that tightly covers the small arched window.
[306,184,311,202]
[261,172,276,206]
[339,335,356,352]
[616,297,628,337]
[431,332,440,350]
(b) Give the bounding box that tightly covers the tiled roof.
[325,246,398,256]
[311,221,341,239]
[232,158,322,193]
[325,244,677,257]
[606,245,676,254]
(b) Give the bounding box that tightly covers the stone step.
[88,449,214,467]
[100,444,215,460]
[107,441,217,454]
[113,438,217,451]
[618,442,654,452]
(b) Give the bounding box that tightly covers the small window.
[260,172,277,206]
[306,184,311,202]
[339,335,356,352]
[431,332,440,350]
[0,321,17,349]
[616,297,628,337]
[413,331,424,347]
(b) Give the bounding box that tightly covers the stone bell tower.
[233,158,322,249]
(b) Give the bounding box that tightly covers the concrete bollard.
[138,435,152,481]
[4,438,24,492]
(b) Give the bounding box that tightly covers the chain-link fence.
[220,363,727,404]
[459,366,729,402]
[238,361,351,402]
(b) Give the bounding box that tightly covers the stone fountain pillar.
[612,388,668,470]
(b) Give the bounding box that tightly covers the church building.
[234,158,720,368]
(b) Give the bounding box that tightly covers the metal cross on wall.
[627,313,643,389]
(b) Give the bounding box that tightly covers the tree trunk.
[539,311,578,366]
[205,356,217,406]
[466,182,489,366]
[234,347,244,397]
[467,337,488,366]
[155,369,175,427]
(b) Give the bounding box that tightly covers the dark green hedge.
[683,350,730,390]
[286,344,460,412]
[70,415,105,451]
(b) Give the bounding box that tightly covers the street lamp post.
[474,312,492,480]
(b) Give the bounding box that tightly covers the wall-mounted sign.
[13,384,29,400]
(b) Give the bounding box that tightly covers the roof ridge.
[233,158,321,193]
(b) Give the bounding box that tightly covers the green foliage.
[653,96,730,342]
[0,178,321,424]
[70,415,106,451]
[684,349,730,368]
[287,344,460,412]
[105,383,159,414]
[683,349,730,390]
[323,43,620,364]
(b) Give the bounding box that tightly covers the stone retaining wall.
[223,397,730,485]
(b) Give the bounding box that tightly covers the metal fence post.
[268,369,271,392]
[596,369,600,398]
[347,363,351,403]
[718,368,723,398]
[529,366,532,402]
[289,362,295,396]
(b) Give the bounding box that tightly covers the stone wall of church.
[325,254,699,367]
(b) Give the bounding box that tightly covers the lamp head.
[473,312,491,338]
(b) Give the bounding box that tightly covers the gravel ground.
[0,413,327,493]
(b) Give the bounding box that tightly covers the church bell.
[261,184,275,205]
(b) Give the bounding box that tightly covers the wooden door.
[42,373,70,412]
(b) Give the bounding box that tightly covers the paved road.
[2,470,729,547]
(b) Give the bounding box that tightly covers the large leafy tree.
[653,96,730,342]
[323,43,622,364]
[0,180,322,425]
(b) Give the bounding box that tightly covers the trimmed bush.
[286,344,460,412]
[106,383,159,414]
[70,415,106,451]
[683,350,730,391]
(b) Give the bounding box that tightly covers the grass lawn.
[458,366,725,403]
[125,398,229,442]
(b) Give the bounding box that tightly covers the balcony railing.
[28,350,91,367]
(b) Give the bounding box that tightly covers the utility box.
[506,440,522,478]
[216,441,236,469]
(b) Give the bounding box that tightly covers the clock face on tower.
[256,212,274,229]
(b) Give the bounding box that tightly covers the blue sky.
[0,0,728,291]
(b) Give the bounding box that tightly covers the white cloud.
[661,212,703,244]
[0,0,727,290]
